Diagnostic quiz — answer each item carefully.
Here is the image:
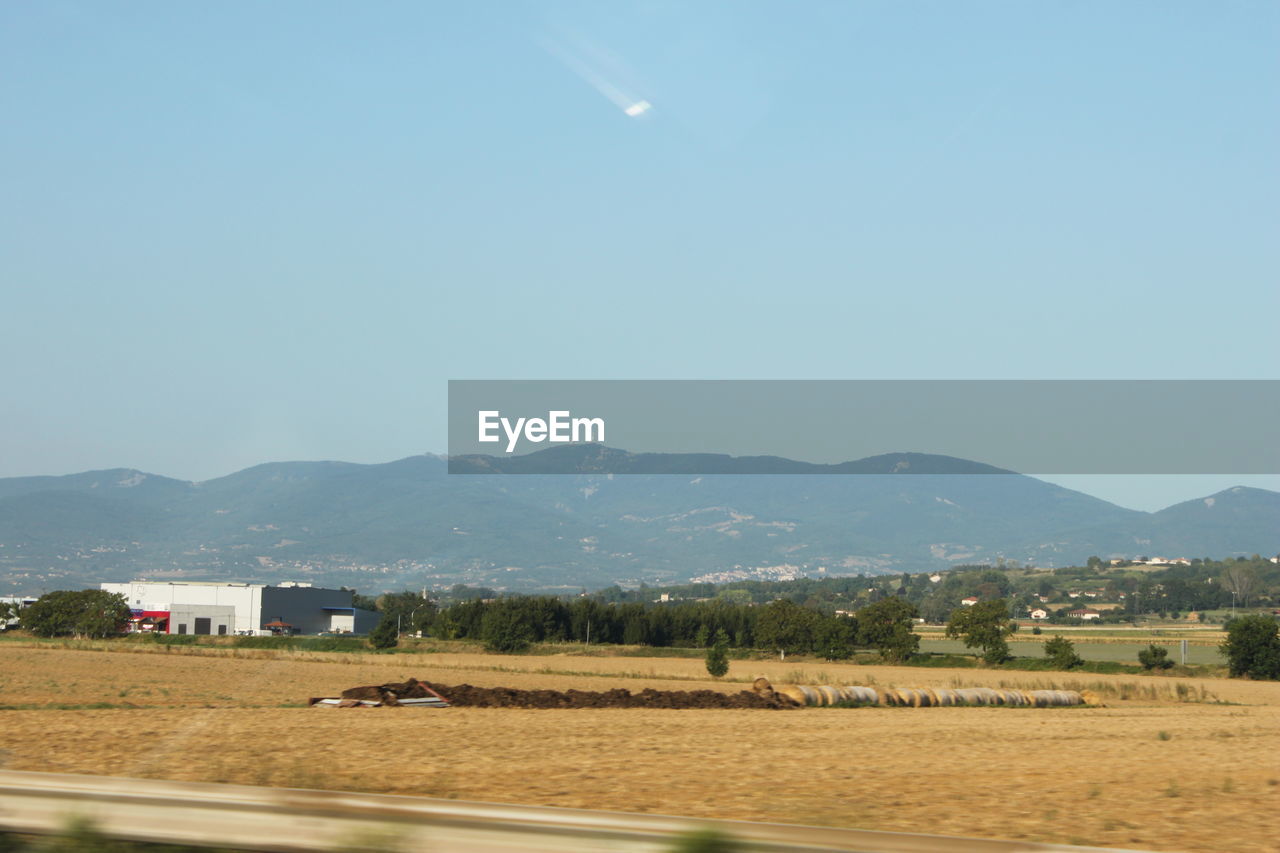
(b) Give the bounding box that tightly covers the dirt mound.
[421,681,797,710]
[339,678,441,706]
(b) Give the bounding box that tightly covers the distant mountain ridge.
[449,444,1014,475]
[0,447,1274,595]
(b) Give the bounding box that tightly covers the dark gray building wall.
[258,586,356,634]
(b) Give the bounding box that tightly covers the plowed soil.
[419,682,793,709]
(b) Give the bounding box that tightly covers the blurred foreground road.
[0,770,1145,852]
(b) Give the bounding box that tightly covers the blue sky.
[2,1,1277,510]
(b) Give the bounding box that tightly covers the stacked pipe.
[756,679,1097,708]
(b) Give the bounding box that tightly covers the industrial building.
[99,581,380,636]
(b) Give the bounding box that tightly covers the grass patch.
[232,636,367,652]
[902,653,976,668]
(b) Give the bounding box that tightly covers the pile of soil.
[339,678,442,706]
[419,681,797,710]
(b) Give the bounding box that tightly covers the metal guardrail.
[0,770,1144,853]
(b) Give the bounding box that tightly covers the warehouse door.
[194,617,211,635]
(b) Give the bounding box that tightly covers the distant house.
[961,596,979,607]
[1068,608,1102,621]
[929,573,943,583]
[1028,606,1050,620]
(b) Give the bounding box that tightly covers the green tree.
[946,599,1015,664]
[1137,644,1173,670]
[1042,635,1083,670]
[1220,564,1259,608]
[1221,615,1280,680]
[855,598,919,662]
[704,629,730,678]
[754,599,817,660]
[367,615,399,649]
[481,602,534,653]
[20,590,129,639]
[813,616,856,661]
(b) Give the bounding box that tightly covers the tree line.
[372,591,923,660]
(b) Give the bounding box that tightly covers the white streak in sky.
[539,34,653,119]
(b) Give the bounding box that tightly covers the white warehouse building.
[100,580,380,636]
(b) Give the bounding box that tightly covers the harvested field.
[1,642,1278,852]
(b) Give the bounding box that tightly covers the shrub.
[669,827,743,853]
[367,617,399,650]
[1043,635,1083,670]
[1138,644,1173,670]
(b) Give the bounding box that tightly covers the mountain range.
[0,445,1275,595]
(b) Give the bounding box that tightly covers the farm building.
[1,596,38,630]
[99,580,379,636]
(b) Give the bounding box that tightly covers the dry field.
[1,643,1278,852]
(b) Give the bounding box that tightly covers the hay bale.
[825,686,856,704]
[777,685,819,706]
[1081,689,1104,707]
[752,677,775,696]
[817,685,843,706]
[1028,689,1085,707]
[846,686,879,704]
[955,687,998,706]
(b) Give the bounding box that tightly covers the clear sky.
[2,1,1277,510]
